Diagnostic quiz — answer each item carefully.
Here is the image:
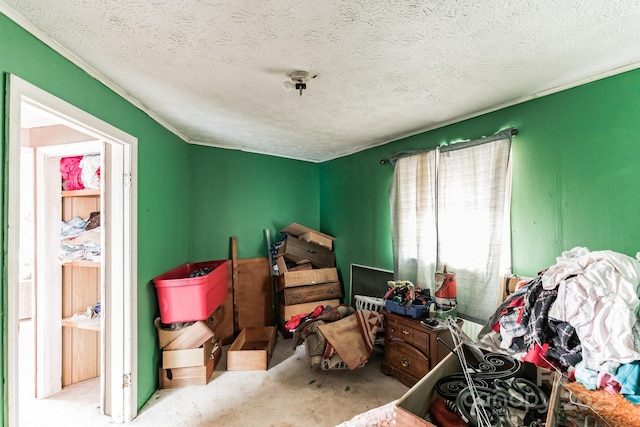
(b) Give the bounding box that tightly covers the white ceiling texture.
[3,1,640,162]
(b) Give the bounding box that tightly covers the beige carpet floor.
[19,325,409,427]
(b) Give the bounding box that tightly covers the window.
[389,129,513,322]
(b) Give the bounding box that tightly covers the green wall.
[187,145,320,261]
[319,147,396,294]
[0,12,323,424]
[0,13,191,422]
[321,68,640,298]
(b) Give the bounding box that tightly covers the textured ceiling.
[4,1,640,162]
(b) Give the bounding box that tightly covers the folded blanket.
[292,305,355,367]
[318,309,380,370]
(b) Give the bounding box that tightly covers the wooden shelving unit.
[61,189,101,386]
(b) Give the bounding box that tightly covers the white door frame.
[6,75,138,424]
[35,140,101,400]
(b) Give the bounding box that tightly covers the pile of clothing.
[60,212,101,262]
[478,247,640,404]
[60,155,100,191]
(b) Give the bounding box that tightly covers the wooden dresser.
[381,310,455,387]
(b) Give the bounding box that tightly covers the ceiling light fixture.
[283,70,317,96]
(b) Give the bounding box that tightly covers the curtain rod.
[380,127,518,165]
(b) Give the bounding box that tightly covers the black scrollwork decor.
[434,351,549,427]
[455,378,548,427]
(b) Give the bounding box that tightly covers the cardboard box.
[162,337,215,369]
[277,267,339,291]
[278,299,341,321]
[395,350,557,426]
[158,343,221,389]
[227,326,277,371]
[281,223,335,250]
[154,317,215,350]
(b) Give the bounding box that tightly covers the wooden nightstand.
[380,310,456,387]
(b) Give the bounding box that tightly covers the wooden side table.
[380,310,456,387]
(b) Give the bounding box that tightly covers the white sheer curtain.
[389,130,513,322]
[389,150,438,287]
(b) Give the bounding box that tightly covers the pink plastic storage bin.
[153,260,228,324]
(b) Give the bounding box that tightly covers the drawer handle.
[400,358,410,368]
[329,287,336,294]
[307,249,317,254]
[402,329,410,335]
[291,294,300,300]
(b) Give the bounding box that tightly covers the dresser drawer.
[385,339,429,387]
[386,318,430,354]
[276,235,335,269]
[381,310,458,387]
[280,281,342,305]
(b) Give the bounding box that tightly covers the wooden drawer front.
[277,235,335,269]
[279,299,341,321]
[386,339,429,385]
[280,281,342,305]
[277,267,339,290]
[386,318,430,353]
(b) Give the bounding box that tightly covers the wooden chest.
[381,310,454,387]
[277,235,335,269]
[280,281,342,305]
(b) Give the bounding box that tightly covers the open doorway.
[19,134,106,423]
[7,75,138,425]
